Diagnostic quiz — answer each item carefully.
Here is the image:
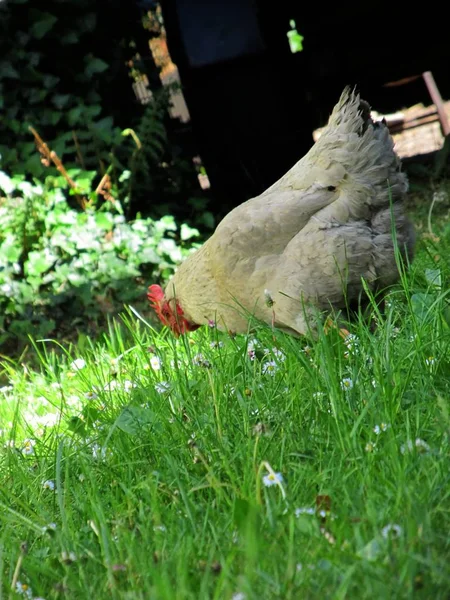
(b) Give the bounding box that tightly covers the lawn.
[1,186,450,599]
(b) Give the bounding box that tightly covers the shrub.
[0,168,200,353]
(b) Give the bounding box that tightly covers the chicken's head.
[147,284,200,337]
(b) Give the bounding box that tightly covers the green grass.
[1,196,450,599]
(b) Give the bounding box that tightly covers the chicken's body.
[150,88,415,337]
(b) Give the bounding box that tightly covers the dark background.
[160,0,450,208]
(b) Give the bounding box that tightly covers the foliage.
[0,0,144,177]
[0,169,200,353]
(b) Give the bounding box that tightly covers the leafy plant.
[0,169,200,353]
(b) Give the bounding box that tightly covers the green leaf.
[357,538,383,562]
[84,57,109,78]
[0,62,20,79]
[30,13,58,39]
[116,406,155,435]
[52,94,71,109]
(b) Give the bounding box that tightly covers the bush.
[0,168,200,353]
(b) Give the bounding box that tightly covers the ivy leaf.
[116,406,155,435]
[84,57,109,78]
[30,13,58,39]
[0,62,19,79]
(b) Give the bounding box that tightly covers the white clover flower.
[155,381,171,394]
[70,358,86,371]
[42,479,56,491]
[381,523,402,539]
[262,472,283,487]
[15,582,33,598]
[22,439,36,455]
[295,507,315,517]
[262,361,278,376]
[340,377,353,391]
[150,356,161,370]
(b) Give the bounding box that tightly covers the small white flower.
[85,390,98,400]
[42,479,56,491]
[262,360,278,376]
[262,472,283,487]
[15,582,33,598]
[295,507,315,517]
[312,391,325,400]
[248,349,256,361]
[123,380,136,392]
[401,438,430,454]
[153,524,167,532]
[264,288,274,307]
[381,422,389,432]
[22,439,36,455]
[61,550,77,563]
[210,341,224,349]
[296,563,303,572]
[340,377,353,391]
[365,442,376,453]
[400,440,414,454]
[155,381,171,394]
[247,338,260,351]
[343,333,359,353]
[373,425,381,435]
[425,356,436,367]
[415,438,430,452]
[150,356,161,370]
[0,385,13,394]
[192,354,211,368]
[271,347,286,362]
[91,443,108,461]
[43,522,57,533]
[70,358,86,371]
[232,593,246,600]
[103,380,119,392]
[381,523,402,539]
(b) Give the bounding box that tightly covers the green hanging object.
[287,19,304,53]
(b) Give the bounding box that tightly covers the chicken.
[148,87,415,337]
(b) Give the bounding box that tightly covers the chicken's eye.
[327,186,336,192]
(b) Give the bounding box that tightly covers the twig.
[95,172,116,204]
[29,126,87,209]
[71,130,86,170]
